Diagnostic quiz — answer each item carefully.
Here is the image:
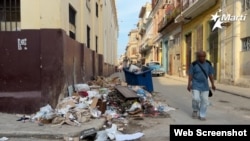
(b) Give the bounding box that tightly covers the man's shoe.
[192,111,198,119]
[199,117,206,121]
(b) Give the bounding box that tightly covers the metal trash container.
[123,67,154,92]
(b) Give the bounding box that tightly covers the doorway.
[185,33,192,74]
[163,40,169,72]
[209,21,218,80]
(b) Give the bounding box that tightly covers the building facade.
[0,0,118,113]
[126,29,140,63]
[138,2,153,65]
[175,0,220,78]
[158,0,182,75]
[219,0,250,87]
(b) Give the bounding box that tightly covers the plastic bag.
[74,84,90,92]
[32,104,55,120]
[137,89,146,97]
[127,102,142,112]
[90,108,102,118]
[105,124,118,140]
[75,103,88,109]
[95,131,108,141]
[87,91,100,99]
[0,137,8,141]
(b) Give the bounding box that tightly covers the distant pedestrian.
[118,63,123,72]
[187,51,216,121]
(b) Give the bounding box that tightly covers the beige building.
[0,0,118,113]
[138,2,153,64]
[219,0,250,87]
[126,29,140,63]
[1,0,118,65]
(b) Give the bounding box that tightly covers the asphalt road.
[6,75,250,141]
[141,76,250,141]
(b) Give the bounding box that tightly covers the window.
[96,2,98,17]
[242,0,250,11]
[96,36,98,53]
[69,5,76,39]
[87,25,91,48]
[132,47,137,55]
[69,5,76,26]
[174,33,181,47]
[0,0,21,31]
[242,37,250,51]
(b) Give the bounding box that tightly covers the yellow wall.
[181,1,220,68]
[20,0,118,65]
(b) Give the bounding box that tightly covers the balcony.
[175,0,217,23]
[138,23,146,35]
[139,38,154,54]
[158,5,181,32]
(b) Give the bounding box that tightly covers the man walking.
[187,51,216,120]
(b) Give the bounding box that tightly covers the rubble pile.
[17,76,175,140]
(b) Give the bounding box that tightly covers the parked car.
[146,61,165,76]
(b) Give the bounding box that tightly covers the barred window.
[242,37,250,51]
[242,0,250,11]
[0,0,21,31]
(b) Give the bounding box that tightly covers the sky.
[116,0,151,58]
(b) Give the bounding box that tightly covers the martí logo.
[211,9,247,31]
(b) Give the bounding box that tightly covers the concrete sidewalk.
[164,74,250,99]
[0,113,105,140]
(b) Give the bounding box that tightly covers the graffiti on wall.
[17,38,28,51]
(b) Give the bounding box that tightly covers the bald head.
[196,51,206,63]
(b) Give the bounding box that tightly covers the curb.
[0,132,64,140]
[164,75,250,99]
[0,119,106,140]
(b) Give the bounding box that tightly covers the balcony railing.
[158,5,181,32]
[139,38,154,54]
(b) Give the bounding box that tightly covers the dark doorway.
[209,21,218,80]
[87,25,91,48]
[185,33,192,74]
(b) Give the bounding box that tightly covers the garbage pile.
[17,76,175,140]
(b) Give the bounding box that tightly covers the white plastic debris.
[0,137,8,141]
[57,105,72,115]
[127,102,142,112]
[90,108,102,118]
[104,110,119,119]
[115,132,144,141]
[75,102,88,109]
[105,124,118,140]
[95,130,108,141]
[74,84,90,92]
[32,104,55,120]
[87,90,100,99]
[163,106,176,112]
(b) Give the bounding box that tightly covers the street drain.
[218,100,230,103]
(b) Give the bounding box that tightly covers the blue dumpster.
[123,68,154,92]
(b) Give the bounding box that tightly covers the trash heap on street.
[18,76,175,141]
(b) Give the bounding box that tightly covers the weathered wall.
[0,29,115,114]
[0,30,42,113]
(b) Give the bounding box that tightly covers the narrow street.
[3,74,250,141]
[140,76,250,141]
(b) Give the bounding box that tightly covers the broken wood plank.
[115,85,139,100]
